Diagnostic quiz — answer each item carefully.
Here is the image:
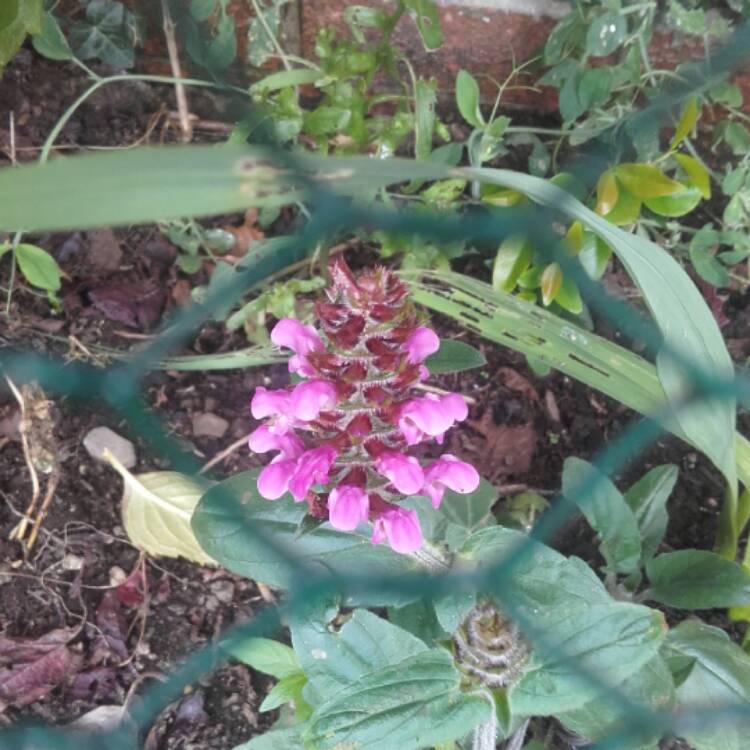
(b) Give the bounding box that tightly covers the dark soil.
[1,41,749,750]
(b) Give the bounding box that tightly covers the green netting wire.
[1,19,750,750]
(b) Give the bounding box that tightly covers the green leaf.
[578,234,611,280]
[388,599,447,644]
[106,455,216,566]
[544,14,584,66]
[557,655,675,748]
[303,650,491,750]
[644,186,703,217]
[586,11,626,56]
[562,457,642,575]
[540,262,562,306]
[425,339,485,374]
[191,0,216,23]
[719,122,750,155]
[578,67,612,111]
[595,173,642,225]
[14,243,61,292]
[410,478,497,550]
[414,78,437,161]
[663,620,750,750]
[710,81,743,108]
[644,550,750,609]
[224,637,300,678]
[674,153,711,199]
[461,526,665,715]
[554,275,583,315]
[670,97,699,149]
[192,471,421,605]
[458,166,737,542]
[492,234,532,292]
[0,0,42,70]
[234,726,304,750]
[624,464,677,563]
[32,11,74,61]
[247,0,288,67]
[69,0,138,69]
[404,0,443,51]
[455,70,484,128]
[303,106,351,136]
[614,164,685,199]
[290,606,431,706]
[259,671,307,712]
[689,228,730,287]
[250,67,320,94]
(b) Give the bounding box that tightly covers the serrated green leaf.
[69,0,138,69]
[291,606,430,706]
[663,620,750,750]
[461,526,665,715]
[192,471,421,605]
[562,457,642,575]
[234,725,304,750]
[303,650,490,750]
[645,550,750,609]
[14,243,61,292]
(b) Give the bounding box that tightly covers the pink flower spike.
[257,457,297,500]
[290,380,338,421]
[248,426,304,459]
[251,387,292,420]
[375,452,424,495]
[288,446,337,501]
[328,485,369,531]
[422,454,481,508]
[372,507,423,554]
[271,318,323,356]
[403,327,440,365]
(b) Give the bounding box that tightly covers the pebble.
[210,579,235,604]
[192,412,229,438]
[83,426,136,469]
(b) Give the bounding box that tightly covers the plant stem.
[4,231,22,316]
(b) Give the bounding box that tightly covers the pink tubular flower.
[251,387,291,420]
[328,485,369,531]
[248,425,304,459]
[422,454,481,508]
[288,446,337,501]
[403,326,440,364]
[372,507,423,553]
[290,379,338,421]
[375,452,424,495]
[271,318,323,376]
[398,393,469,445]
[257,457,297,500]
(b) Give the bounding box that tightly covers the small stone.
[62,554,84,571]
[109,566,127,587]
[210,580,235,604]
[83,426,136,469]
[192,413,229,438]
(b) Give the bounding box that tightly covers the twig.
[9,112,16,165]
[249,0,292,71]
[5,376,40,543]
[256,581,276,603]
[161,0,192,143]
[199,434,251,475]
[26,468,61,551]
